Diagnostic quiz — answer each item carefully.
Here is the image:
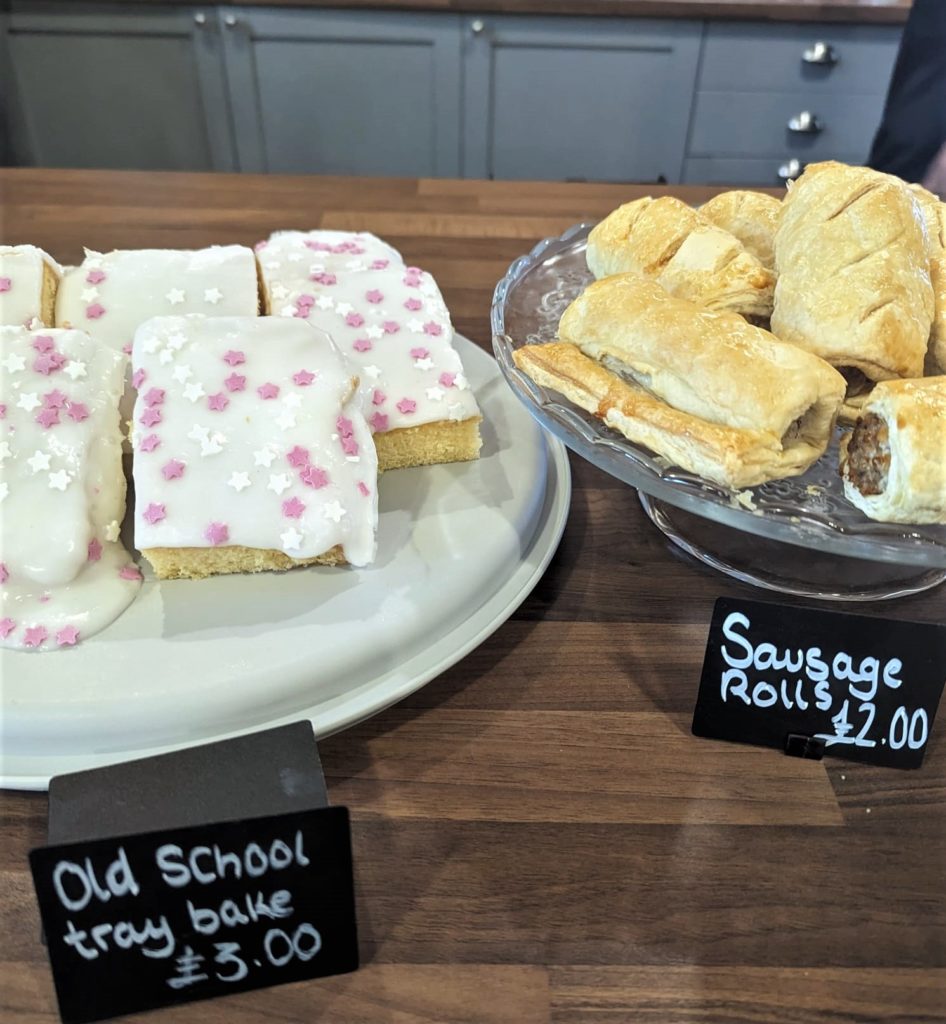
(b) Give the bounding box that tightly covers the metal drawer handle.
[803,41,838,65]
[788,111,823,134]
[194,12,206,26]
[471,19,486,35]
[778,159,803,182]
[224,14,239,28]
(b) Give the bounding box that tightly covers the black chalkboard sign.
[692,598,946,769]
[30,807,358,1024]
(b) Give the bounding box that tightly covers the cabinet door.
[220,7,462,176]
[462,15,702,183]
[4,2,235,171]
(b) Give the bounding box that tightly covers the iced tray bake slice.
[0,326,141,651]
[131,315,378,580]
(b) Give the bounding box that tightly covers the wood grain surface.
[62,0,913,25]
[1,169,944,1024]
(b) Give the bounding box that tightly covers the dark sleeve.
[868,0,946,183]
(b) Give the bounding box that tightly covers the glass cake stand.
[491,222,946,601]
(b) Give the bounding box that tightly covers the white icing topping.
[0,245,61,328]
[0,325,140,651]
[131,315,377,567]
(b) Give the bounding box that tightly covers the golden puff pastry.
[908,183,946,374]
[586,196,776,318]
[772,161,934,418]
[514,274,845,490]
[840,376,946,524]
[700,190,781,270]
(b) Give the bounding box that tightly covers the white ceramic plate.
[0,337,571,790]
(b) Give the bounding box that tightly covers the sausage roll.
[908,183,946,374]
[586,196,775,318]
[840,376,946,524]
[700,190,781,271]
[772,162,934,419]
[514,274,845,490]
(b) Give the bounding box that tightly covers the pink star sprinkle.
[144,387,165,406]
[33,352,66,375]
[345,312,365,328]
[337,416,354,438]
[66,401,90,423]
[140,406,162,427]
[43,389,67,408]
[207,392,229,412]
[439,372,456,388]
[382,320,400,334]
[39,594,51,603]
[143,502,166,525]
[296,293,315,308]
[407,265,422,274]
[119,565,143,581]
[224,372,246,393]
[305,240,331,251]
[0,405,5,420]
[0,563,7,583]
[223,349,246,366]
[86,268,106,284]
[0,277,10,293]
[404,274,421,288]
[87,538,103,562]
[23,625,48,648]
[369,412,389,432]
[366,289,384,304]
[122,343,132,356]
[371,259,389,270]
[300,465,329,489]
[286,445,310,468]
[358,481,370,497]
[404,297,423,311]
[292,369,316,386]
[139,433,161,453]
[161,459,185,480]
[132,368,147,389]
[310,272,336,286]
[86,303,106,319]
[56,626,80,647]
[341,435,359,456]
[32,335,55,353]
[0,618,15,639]
[410,347,429,360]
[353,338,372,353]
[205,522,229,546]
[254,240,267,252]
[257,382,280,400]
[36,407,60,429]
[423,321,443,336]
[282,497,306,519]
[372,388,386,406]
[396,398,417,414]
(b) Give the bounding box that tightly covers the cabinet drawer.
[689,91,882,160]
[682,155,863,187]
[699,22,900,95]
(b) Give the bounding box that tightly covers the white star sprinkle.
[322,500,346,523]
[228,471,251,492]
[365,325,384,340]
[316,295,334,311]
[271,284,289,300]
[187,423,210,443]
[275,411,297,431]
[362,364,381,379]
[201,432,226,457]
[16,392,40,412]
[26,449,50,473]
[183,382,205,403]
[455,373,469,390]
[84,253,103,268]
[406,319,424,333]
[335,302,353,317]
[414,357,434,371]
[287,252,303,263]
[166,288,186,305]
[3,353,26,373]
[252,448,276,468]
[345,259,366,271]
[448,402,464,421]
[268,473,291,495]
[425,386,445,402]
[141,335,161,354]
[105,520,121,542]
[64,360,87,380]
[279,304,296,318]
[172,364,193,383]
[158,349,173,365]
[282,393,302,409]
[264,261,280,270]
[0,441,11,463]
[204,287,223,305]
[281,526,303,551]
[166,332,187,351]
[80,286,99,302]
[48,469,71,491]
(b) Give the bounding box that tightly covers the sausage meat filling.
[845,412,890,496]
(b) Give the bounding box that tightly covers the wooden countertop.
[1,169,944,1024]
[36,0,913,24]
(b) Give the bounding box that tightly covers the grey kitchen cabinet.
[218,6,462,176]
[3,2,236,171]
[461,15,702,183]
